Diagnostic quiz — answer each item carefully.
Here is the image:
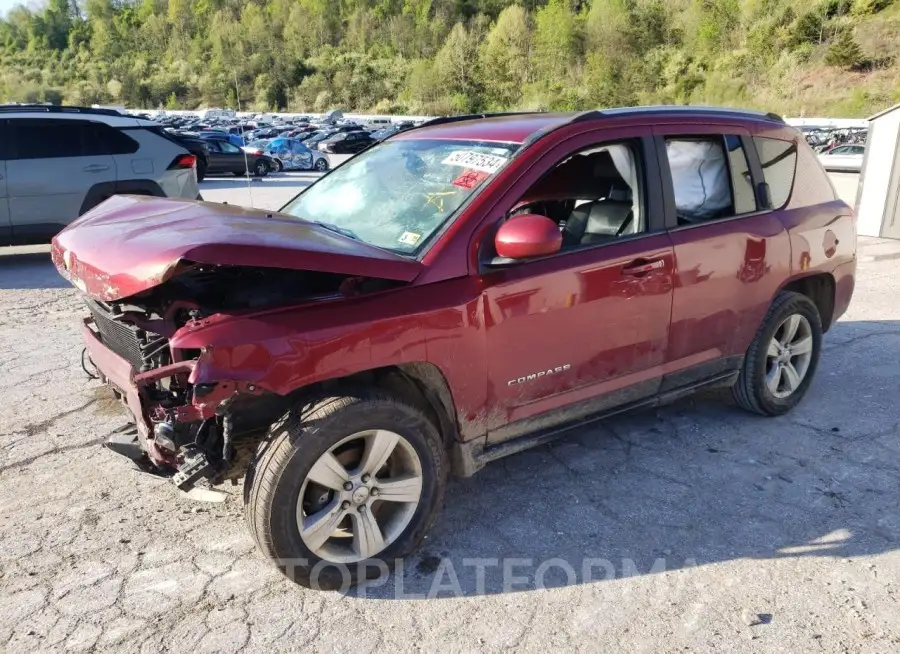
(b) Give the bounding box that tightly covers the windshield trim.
[277,138,522,261]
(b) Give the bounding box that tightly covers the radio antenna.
[233,69,254,208]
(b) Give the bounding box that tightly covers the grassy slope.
[759,3,900,117]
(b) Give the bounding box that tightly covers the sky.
[0,0,36,18]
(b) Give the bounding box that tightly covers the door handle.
[83,164,110,173]
[622,259,666,276]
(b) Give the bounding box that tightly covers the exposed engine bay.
[84,264,399,492]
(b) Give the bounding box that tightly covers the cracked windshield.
[281,140,519,253]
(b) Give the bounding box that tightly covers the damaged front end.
[80,264,394,492]
[52,195,423,491]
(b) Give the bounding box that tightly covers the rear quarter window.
[91,123,139,155]
[753,136,798,209]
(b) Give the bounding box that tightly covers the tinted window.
[665,137,735,224]
[220,142,241,154]
[753,137,797,209]
[724,135,756,215]
[11,119,90,159]
[0,120,9,159]
[95,124,138,155]
[9,119,136,159]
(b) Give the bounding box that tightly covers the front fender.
[171,308,427,396]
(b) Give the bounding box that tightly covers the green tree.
[825,28,863,68]
[434,22,479,106]
[532,0,578,81]
[479,5,531,109]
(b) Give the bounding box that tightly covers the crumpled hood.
[51,195,422,301]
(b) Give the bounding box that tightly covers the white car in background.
[818,144,865,173]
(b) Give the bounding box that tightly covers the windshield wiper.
[308,220,360,241]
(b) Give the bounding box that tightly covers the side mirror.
[494,213,562,261]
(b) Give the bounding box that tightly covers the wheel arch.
[79,179,164,215]
[310,363,460,449]
[778,272,836,332]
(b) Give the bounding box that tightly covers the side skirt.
[450,369,739,477]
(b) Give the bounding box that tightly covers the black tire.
[272,159,284,173]
[732,291,823,416]
[196,158,207,182]
[314,157,329,172]
[244,392,447,590]
[253,160,269,177]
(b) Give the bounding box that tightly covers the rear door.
[654,124,791,388]
[204,139,233,173]
[7,118,117,240]
[217,141,248,172]
[0,120,10,244]
[347,133,371,153]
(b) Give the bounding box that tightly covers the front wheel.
[272,159,284,173]
[244,393,446,589]
[732,291,823,416]
[314,157,329,172]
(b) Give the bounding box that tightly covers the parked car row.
[155,109,417,180]
[801,126,867,173]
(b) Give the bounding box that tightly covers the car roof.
[0,104,158,128]
[395,107,785,144]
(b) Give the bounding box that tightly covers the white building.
[856,103,900,239]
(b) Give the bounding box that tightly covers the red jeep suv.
[52,107,856,588]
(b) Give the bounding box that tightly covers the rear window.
[753,137,798,209]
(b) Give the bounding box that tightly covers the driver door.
[478,128,675,444]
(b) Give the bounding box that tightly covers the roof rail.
[412,111,545,130]
[570,106,786,124]
[0,104,125,117]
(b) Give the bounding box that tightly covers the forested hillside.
[1,0,898,117]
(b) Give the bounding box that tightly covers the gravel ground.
[2,171,899,653]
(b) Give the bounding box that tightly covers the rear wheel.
[314,157,329,172]
[253,160,269,177]
[272,159,284,173]
[196,158,207,182]
[732,291,822,416]
[244,393,446,589]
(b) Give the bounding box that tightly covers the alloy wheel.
[765,313,814,399]
[297,429,423,563]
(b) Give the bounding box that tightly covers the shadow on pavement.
[353,318,900,599]
[0,250,69,290]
